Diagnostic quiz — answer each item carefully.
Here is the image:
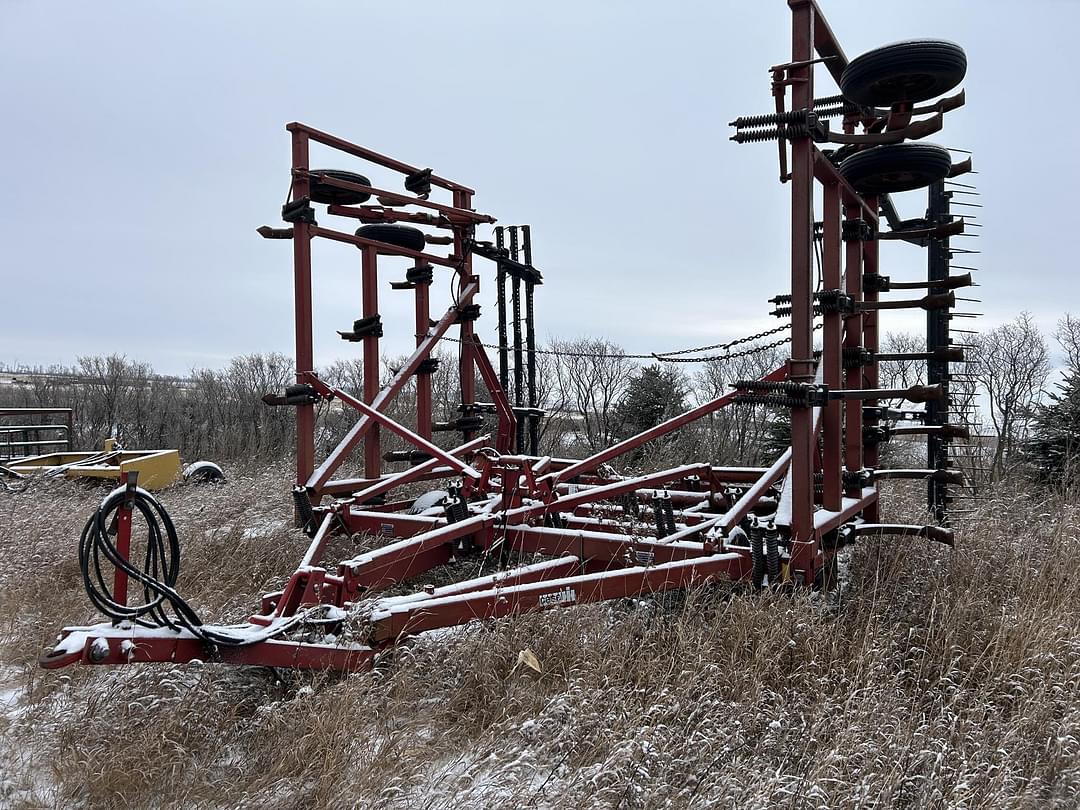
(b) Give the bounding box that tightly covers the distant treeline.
[4,312,1077,487]
[0,344,790,470]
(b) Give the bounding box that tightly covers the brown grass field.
[2,468,1079,808]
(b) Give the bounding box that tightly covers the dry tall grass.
[1,470,1079,808]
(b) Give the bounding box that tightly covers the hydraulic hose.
[79,486,310,647]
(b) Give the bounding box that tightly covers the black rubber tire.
[840,40,967,107]
[309,170,371,205]
[183,461,225,485]
[839,143,952,195]
[355,224,427,252]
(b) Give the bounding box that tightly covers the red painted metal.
[290,129,315,487]
[370,555,742,642]
[549,366,785,486]
[361,246,381,478]
[862,197,881,523]
[286,121,473,193]
[306,174,495,224]
[415,263,433,441]
[307,380,480,480]
[311,225,460,267]
[307,281,479,493]
[41,0,961,673]
[787,0,818,585]
[112,473,133,607]
[466,336,516,453]
[40,627,376,671]
[351,436,489,503]
[455,189,478,444]
[821,181,843,513]
[843,202,865,491]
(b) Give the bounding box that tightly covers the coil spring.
[731,124,809,144]
[813,103,864,119]
[764,522,781,582]
[734,380,808,395]
[843,347,875,367]
[652,495,668,538]
[730,109,808,128]
[291,486,317,537]
[749,518,766,589]
[770,305,826,318]
[735,393,804,408]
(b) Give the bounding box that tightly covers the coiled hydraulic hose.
[79,485,310,647]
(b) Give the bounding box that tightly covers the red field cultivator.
[41,0,972,672]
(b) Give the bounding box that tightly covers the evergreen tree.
[613,365,689,439]
[1025,370,1080,486]
[610,365,691,465]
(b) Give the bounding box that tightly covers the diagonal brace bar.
[310,381,481,480]
[548,365,787,486]
[307,281,480,492]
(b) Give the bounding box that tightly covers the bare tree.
[693,345,786,465]
[973,312,1050,480]
[1056,313,1080,371]
[549,338,634,454]
[877,331,926,392]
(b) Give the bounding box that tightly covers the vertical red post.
[843,203,864,489]
[862,196,880,521]
[454,191,477,438]
[414,261,433,440]
[787,0,817,583]
[361,245,381,478]
[821,181,843,512]
[290,129,315,488]
[113,472,133,607]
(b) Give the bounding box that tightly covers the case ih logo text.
[538,587,577,607]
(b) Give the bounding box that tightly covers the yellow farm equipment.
[5,439,183,490]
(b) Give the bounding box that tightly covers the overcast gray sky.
[2,0,1077,374]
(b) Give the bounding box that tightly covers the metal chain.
[441,335,662,360]
[440,320,822,363]
[651,322,792,357]
[655,322,824,364]
[655,334,792,364]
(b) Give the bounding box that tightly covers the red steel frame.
[41,0,954,673]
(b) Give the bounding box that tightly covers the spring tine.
[950,265,980,271]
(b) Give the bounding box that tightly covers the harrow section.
[41,0,970,673]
